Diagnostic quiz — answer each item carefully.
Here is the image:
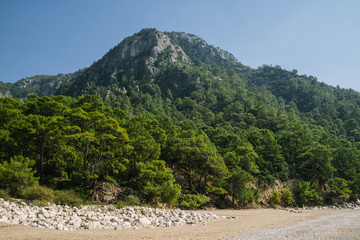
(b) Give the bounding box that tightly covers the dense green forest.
[1,29,360,208]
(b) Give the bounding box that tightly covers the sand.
[0,208,359,240]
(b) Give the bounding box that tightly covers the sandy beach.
[1,208,359,240]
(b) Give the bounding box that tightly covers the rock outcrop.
[165,31,237,65]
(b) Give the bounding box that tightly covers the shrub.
[124,195,141,206]
[0,189,10,200]
[0,155,38,196]
[32,200,50,207]
[70,171,84,186]
[22,185,55,202]
[327,178,352,196]
[136,160,181,204]
[54,190,83,206]
[104,175,119,187]
[74,187,90,203]
[115,195,141,208]
[269,190,281,207]
[160,181,181,205]
[178,194,209,209]
[281,187,294,206]
[296,181,322,206]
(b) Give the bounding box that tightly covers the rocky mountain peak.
[119,28,189,63]
[1,28,241,98]
[96,28,238,80]
[97,28,190,79]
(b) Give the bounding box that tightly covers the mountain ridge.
[0,28,241,99]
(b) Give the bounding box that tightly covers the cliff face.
[165,31,237,65]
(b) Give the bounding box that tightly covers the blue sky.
[1,0,360,91]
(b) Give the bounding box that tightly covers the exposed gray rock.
[165,31,237,65]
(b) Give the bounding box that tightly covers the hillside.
[1,28,360,208]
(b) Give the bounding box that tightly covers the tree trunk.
[40,144,44,183]
[84,139,90,171]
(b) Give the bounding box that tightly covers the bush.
[0,155,38,196]
[136,160,181,204]
[160,181,181,205]
[32,199,50,207]
[115,195,141,208]
[178,194,209,209]
[327,178,352,196]
[281,187,294,206]
[70,171,84,186]
[104,175,119,187]
[54,190,83,206]
[296,181,322,206]
[0,189,10,200]
[124,195,141,206]
[269,190,281,207]
[22,185,55,202]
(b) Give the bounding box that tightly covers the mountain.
[1,28,360,207]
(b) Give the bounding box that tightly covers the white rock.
[122,222,131,228]
[56,223,65,230]
[10,218,20,224]
[136,217,152,228]
[0,216,9,222]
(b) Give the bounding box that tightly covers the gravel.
[228,209,360,240]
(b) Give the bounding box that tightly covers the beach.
[1,208,359,240]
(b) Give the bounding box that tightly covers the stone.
[0,199,221,231]
[122,222,131,228]
[10,218,20,224]
[89,221,101,230]
[56,223,65,230]
[135,217,152,228]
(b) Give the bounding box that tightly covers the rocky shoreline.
[1,198,360,232]
[0,198,223,231]
[282,200,360,213]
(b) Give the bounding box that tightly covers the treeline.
[1,92,360,207]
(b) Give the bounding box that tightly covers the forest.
[1,63,360,208]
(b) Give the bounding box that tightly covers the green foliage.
[269,190,281,207]
[70,172,85,186]
[104,175,119,187]
[281,187,294,206]
[3,43,360,208]
[160,180,181,205]
[296,181,322,206]
[115,195,141,208]
[136,160,181,204]
[327,178,352,196]
[124,195,141,206]
[22,185,54,202]
[179,194,209,209]
[298,142,335,184]
[0,189,10,200]
[248,128,288,181]
[164,128,228,194]
[227,167,255,206]
[54,190,83,206]
[0,156,39,196]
